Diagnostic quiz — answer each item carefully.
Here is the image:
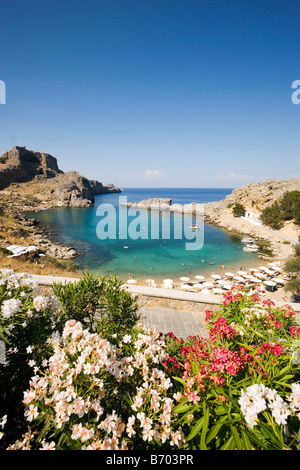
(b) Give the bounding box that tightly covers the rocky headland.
[0,146,122,269]
[0,146,122,207]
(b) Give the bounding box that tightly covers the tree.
[284,243,300,298]
[260,201,284,230]
[232,203,246,217]
[280,191,300,221]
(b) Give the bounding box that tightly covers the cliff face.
[222,178,300,211]
[0,146,62,189]
[0,146,122,207]
[204,177,300,222]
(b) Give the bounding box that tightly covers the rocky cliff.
[0,146,122,207]
[204,177,300,222]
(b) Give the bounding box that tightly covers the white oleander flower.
[1,298,22,318]
[33,295,49,312]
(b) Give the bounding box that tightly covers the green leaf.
[200,406,209,450]
[187,416,205,441]
[172,376,186,387]
[274,374,294,385]
[220,435,235,450]
[243,428,270,450]
[258,422,282,448]
[277,364,292,377]
[215,405,227,416]
[241,429,253,450]
[206,421,225,444]
[230,425,242,450]
[173,402,191,414]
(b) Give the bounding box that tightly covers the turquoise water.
[32,188,259,282]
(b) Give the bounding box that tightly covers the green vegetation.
[0,155,8,164]
[0,269,300,450]
[260,191,300,229]
[52,272,140,334]
[284,243,300,298]
[232,202,246,217]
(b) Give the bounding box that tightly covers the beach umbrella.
[272,277,285,284]
[237,271,248,276]
[264,280,277,292]
[234,276,245,282]
[180,277,190,282]
[249,276,260,283]
[259,266,269,271]
[163,279,173,284]
[193,283,204,288]
[203,281,214,288]
[212,288,224,294]
[265,269,276,275]
[127,279,137,284]
[225,272,234,278]
[181,283,193,290]
[201,289,210,295]
[272,267,283,273]
[249,268,259,272]
[162,283,173,289]
[255,272,267,278]
[195,275,205,280]
[211,274,221,280]
[222,284,233,290]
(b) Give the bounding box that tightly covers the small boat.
[189,225,201,231]
[243,244,259,252]
[241,237,254,244]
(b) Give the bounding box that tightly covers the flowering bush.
[8,320,185,450]
[168,288,300,450]
[1,270,300,450]
[0,269,63,447]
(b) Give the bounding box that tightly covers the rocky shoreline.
[0,146,122,266]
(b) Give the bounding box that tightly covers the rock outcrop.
[89,180,122,194]
[123,198,173,210]
[203,177,300,223]
[0,146,122,207]
[0,146,62,189]
[50,172,95,208]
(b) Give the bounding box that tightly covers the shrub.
[260,191,300,229]
[1,270,300,450]
[52,273,140,337]
[232,203,246,217]
[285,243,300,297]
[168,289,300,450]
[0,269,62,447]
[7,320,185,450]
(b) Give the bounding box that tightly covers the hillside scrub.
[260,191,300,229]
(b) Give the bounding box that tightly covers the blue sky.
[0,0,299,188]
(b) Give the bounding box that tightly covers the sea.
[31,188,259,282]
